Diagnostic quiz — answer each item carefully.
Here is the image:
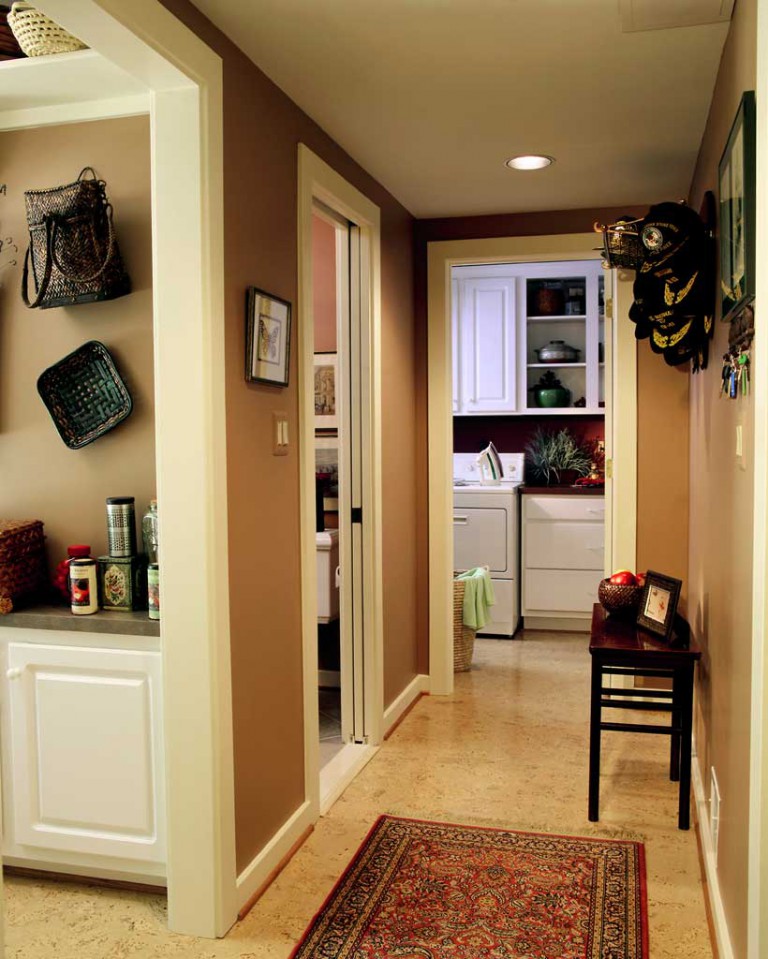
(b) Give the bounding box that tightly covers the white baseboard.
[383,673,430,736]
[692,753,734,959]
[522,616,589,632]
[320,743,378,815]
[236,800,314,911]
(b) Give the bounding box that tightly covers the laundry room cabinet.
[521,493,605,625]
[452,261,605,415]
[0,628,166,881]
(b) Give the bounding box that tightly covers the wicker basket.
[598,578,643,616]
[594,218,644,270]
[7,3,87,57]
[0,520,47,613]
[453,579,477,672]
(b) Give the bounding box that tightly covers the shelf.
[527,315,587,322]
[454,409,605,417]
[527,362,586,369]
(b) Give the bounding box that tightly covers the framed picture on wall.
[719,91,756,323]
[314,353,338,430]
[636,570,682,642]
[245,287,292,387]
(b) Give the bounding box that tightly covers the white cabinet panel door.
[525,569,600,613]
[6,642,165,863]
[525,521,605,570]
[459,278,517,412]
[452,277,460,412]
[453,507,509,573]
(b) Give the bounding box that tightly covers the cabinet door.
[459,277,517,412]
[5,642,165,864]
[453,507,509,573]
[452,277,460,412]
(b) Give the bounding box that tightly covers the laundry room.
[451,257,609,640]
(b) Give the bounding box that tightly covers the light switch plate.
[273,411,288,456]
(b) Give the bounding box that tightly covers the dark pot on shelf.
[535,387,570,408]
[534,288,565,316]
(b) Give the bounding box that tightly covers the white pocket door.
[6,642,165,864]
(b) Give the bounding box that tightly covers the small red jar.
[53,544,92,603]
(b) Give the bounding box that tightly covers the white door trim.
[18,0,236,937]
[427,235,637,695]
[297,145,384,819]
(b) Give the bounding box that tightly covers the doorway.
[427,234,638,695]
[298,146,385,817]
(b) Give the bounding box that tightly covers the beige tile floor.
[5,632,713,958]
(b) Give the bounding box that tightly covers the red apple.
[635,572,647,587]
[609,570,637,586]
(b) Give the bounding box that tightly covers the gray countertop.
[0,605,160,638]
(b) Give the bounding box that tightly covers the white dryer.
[453,452,523,637]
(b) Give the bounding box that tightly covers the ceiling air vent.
[620,0,735,32]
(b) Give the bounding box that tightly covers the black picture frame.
[636,570,683,642]
[245,286,292,387]
[719,90,756,324]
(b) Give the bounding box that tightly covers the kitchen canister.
[147,563,160,620]
[70,557,99,615]
[98,554,148,612]
[106,496,136,557]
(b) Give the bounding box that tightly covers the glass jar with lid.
[142,499,159,565]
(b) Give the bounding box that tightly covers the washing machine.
[453,452,523,637]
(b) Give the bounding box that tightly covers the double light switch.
[273,412,289,456]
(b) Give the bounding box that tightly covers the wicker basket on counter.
[0,520,47,613]
[7,3,87,57]
[453,578,476,672]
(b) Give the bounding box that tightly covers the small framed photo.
[245,287,292,387]
[314,353,338,429]
[719,91,756,323]
[636,570,682,642]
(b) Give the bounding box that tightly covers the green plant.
[525,427,592,485]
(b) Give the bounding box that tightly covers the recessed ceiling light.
[505,155,555,171]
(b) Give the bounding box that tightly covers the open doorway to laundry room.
[428,235,639,695]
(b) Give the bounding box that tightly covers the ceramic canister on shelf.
[147,563,160,620]
[70,558,99,615]
[106,496,137,557]
[98,554,148,611]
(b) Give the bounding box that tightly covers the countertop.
[0,604,160,638]
[520,485,605,496]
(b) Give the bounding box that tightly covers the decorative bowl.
[598,579,643,616]
[535,387,570,408]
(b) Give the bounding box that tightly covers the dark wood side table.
[588,603,701,830]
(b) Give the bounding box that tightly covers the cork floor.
[5,632,713,958]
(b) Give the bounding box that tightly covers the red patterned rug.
[291,816,647,958]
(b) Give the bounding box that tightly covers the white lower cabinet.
[522,495,605,623]
[2,639,165,878]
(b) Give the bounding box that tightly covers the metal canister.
[70,558,99,615]
[106,496,137,557]
[147,563,160,620]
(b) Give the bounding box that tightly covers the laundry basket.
[453,578,476,672]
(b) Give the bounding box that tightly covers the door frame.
[10,0,236,937]
[297,145,384,816]
[427,234,638,695]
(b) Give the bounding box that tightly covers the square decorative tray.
[37,340,133,449]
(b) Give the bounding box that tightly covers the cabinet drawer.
[524,569,600,614]
[525,521,604,570]
[524,495,605,522]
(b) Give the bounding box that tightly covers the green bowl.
[535,387,570,408]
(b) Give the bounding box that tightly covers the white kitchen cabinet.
[456,275,517,413]
[2,638,165,878]
[522,494,605,624]
[452,261,605,416]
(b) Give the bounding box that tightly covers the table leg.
[670,680,681,783]
[678,665,694,830]
[588,657,602,822]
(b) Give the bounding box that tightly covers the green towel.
[456,567,495,629]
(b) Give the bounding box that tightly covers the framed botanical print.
[245,287,292,387]
[636,570,682,642]
[719,91,756,323]
[314,353,338,430]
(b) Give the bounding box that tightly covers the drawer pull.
[6,668,22,680]
[453,515,468,525]
[587,508,605,515]
[587,546,603,551]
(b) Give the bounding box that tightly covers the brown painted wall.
[687,1,756,953]
[159,1,419,872]
[0,117,154,573]
[312,215,337,353]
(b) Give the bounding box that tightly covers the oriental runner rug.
[291,815,648,959]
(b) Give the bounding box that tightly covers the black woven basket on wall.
[37,341,133,449]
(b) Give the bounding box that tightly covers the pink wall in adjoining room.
[312,214,337,353]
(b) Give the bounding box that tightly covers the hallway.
[6,633,712,958]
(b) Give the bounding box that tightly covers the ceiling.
[190,0,731,218]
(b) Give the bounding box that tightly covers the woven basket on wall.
[453,579,477,672]
[7,3,87,57]
[0,520,47,614]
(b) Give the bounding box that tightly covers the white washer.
[453,452,523,637]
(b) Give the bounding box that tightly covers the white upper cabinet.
[452,260,606,416]
[456,276,517,413]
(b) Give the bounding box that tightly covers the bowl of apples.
[598,570,645,616]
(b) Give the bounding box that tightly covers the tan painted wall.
[312,214,337,353]
[687,1,756,953]
[0,117,155,573]
[159,0,419,872]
